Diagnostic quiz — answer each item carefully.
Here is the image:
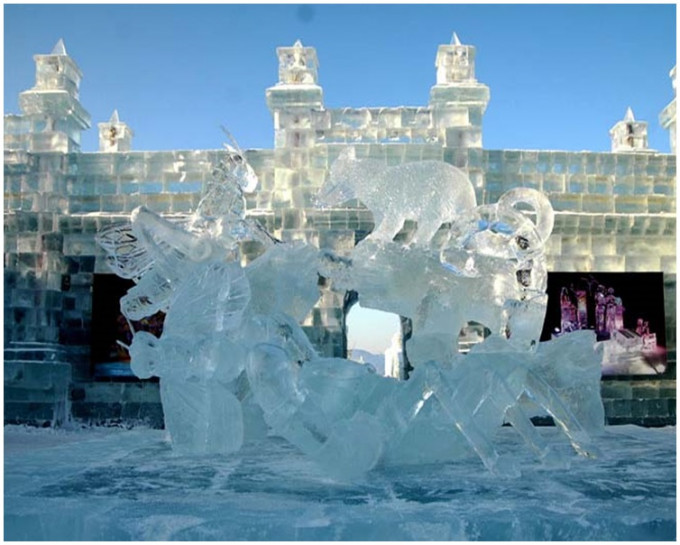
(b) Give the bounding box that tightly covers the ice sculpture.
[316,147,477,245]
[320,186,554,365]
[96,140,270,454]
[98,141,604,478]
[248,330,602,478]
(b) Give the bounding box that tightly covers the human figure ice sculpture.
[96,137,269,455]
[315,147,477,245]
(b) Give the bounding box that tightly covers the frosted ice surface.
[316,147,477,245]
[98,144,606,476]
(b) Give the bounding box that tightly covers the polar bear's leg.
[369,212,404,243]
[411,218,442,246]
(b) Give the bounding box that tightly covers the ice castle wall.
[3,37,676,427]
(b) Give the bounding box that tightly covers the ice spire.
[109,109,120,124]
[51,38,67,56]
[452,32,462,46]
[610,106,650,152]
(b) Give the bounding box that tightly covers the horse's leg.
[523,370,601,459]
[422,364,519,476]
[504,403,568,469]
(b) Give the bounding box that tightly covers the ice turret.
[276,39,319,85]
[659,65,676,153]
[435,31,477,84]
[429,32,490,149]
[98,109,134,152]
[10,39,91,152]
[266,40,324,148]
[609,107,650,153]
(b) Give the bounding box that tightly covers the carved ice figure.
[96,136,269,455]
[440,187,554,350]
[315,147,477,245]
[244,242,322,323]
[247,325,602,478]
[97,137,263,320]
[100,203,322,456]
[101,206,254,455]
[299,175,602,475]
[129,260,251,455]
[320,187,554,366]
[413,332,602,473]
[246,346,387,478]
[187,130,268,248]
[528,331,605,434]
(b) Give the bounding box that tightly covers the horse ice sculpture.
[97,140,604,478]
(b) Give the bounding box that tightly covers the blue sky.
[4,4,677,155]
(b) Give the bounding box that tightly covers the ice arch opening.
[343,293,401,377]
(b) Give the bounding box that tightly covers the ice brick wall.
[479,149,676,273]
[273,105,484,149]
[64,150,218,215]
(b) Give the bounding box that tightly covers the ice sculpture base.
[5,424,675,541]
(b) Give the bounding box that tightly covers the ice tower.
[429,32,490,149]
[266,40,323,149]
[659,66,677,153]
[609,107,650,153]
[98,110,133,152]
[5,39,91,153]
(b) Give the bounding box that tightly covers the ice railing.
[97,137,607,479]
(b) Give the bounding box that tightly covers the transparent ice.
[97,140,605,477]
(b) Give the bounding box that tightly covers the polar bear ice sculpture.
[316,147,477,245]
[98,142,604,478]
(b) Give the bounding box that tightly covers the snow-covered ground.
[4,423,676,540]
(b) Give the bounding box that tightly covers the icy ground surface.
[4,424,676,541]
